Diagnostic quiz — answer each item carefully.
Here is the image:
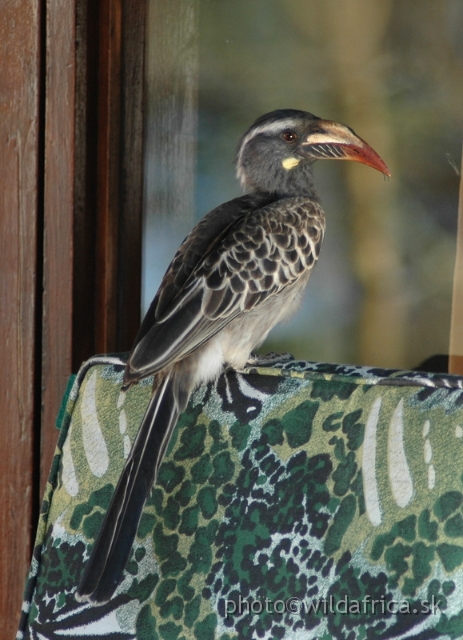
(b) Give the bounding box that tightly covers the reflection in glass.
[144,0,463,370]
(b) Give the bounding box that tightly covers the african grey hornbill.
[76,109,389,603]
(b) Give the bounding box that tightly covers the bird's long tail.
[76,372,183,604]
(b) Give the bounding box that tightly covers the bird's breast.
[219,271,312,370]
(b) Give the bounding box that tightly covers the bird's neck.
[245,161,319,200]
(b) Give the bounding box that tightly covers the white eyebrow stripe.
[241,118,300,144]
[236,118,300,187]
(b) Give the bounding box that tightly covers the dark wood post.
[0,0,146,630]
[0,2,42,636]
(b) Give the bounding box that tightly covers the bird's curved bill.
[301,120,391,176]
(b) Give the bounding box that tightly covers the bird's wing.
[131,193,275,346]
[126,196,325,381]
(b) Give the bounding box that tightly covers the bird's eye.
[281,131,298,142]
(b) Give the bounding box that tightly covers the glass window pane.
[143,0,463,370]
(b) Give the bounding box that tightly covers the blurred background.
[143,0,463,371]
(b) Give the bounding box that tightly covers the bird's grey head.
[236,109,390,197]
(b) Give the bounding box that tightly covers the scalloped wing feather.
[126,196,325,382]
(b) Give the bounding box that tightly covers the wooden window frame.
[0,0,145,631]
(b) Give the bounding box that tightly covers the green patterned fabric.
[17,354,463,639]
